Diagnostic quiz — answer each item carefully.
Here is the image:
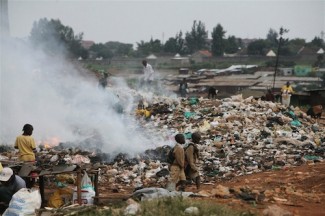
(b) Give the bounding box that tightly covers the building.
[191,50,212,63]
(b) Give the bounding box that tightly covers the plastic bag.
[3,188,41,216]
[81,171,93,190]
[72,171,95,205]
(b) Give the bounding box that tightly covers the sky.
[7,0,325,46]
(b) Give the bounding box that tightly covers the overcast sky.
[7,0,325,46]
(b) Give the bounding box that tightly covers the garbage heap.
[112,94,324,188]
[0,94,324,190]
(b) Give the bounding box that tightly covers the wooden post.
[39,175,45,207]
[94,171,99,205]
[77,169,82,205]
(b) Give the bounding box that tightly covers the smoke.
[0,36,175,156]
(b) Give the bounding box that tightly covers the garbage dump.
[0,93,324,213]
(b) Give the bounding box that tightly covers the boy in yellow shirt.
[281,81,294,107]
[14,124,36,162]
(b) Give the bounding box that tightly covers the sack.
[166,148,175,164]
[3,188,41,216]
[73,171,95,205]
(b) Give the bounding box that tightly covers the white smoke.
[0,36,174,156]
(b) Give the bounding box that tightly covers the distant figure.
[281,81,294,107]
[98,72,109,89]
[306,105,323,119]
[0,167,26,213]
[142,60,154,84]
[15,124,36,162]
[208,86,218,99]
[265,89,275,102]
[179,78,188,98]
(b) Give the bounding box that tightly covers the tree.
[136,38,162,56]
[309,36,325,48]
[247,39,269,55]
[89,43,113,59]
[29,18,87,58]
[266,28,279,47]
[185,20,208,53]
[105,41,134,57]
[224,36,239,54]
[211,24,226,56]
[164,31,185,54]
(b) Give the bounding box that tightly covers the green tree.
[29,18,87,58]
[89,43,113,59]
[185,20,208,53]
[266,28,279,47]
[211,24,226,56]
[308,36,325,48]
[247,39,269,55]
[105,41,134,57]
[224,36,239,54]
[136,38,162,56]
[164,31,185,54]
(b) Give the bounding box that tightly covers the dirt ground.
[97,161,325,216]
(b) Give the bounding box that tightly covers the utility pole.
[272,27,289,92]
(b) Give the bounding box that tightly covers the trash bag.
[3,188,41,216]
[290,119,301,127]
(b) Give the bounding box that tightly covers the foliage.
[136,38,162,56]
[266,28,279,47]
[247,39,269,55]
[211,24,226,56]
[164,31,186,54]
[105,41,134,57]
[185,20,208,54]
[225,36,240,54]
[307,36,325,49]
[29,18,88,58]
[90,43,113,59]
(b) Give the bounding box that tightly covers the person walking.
[166,134,186,192]
[281,81,294,107]
[179,78,188,98]
[142,60,155,85]
[185,132,201,190]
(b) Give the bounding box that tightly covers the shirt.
[11,175,26,192]
[14,135,36,162]
[143,63,154,81]
[281,85,294,94]
[172,144,185,168]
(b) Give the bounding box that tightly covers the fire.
[40,137,61,149]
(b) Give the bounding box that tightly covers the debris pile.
[107,94,325,187]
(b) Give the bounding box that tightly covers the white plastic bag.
[72,171,95,205]
[3,188,41,216]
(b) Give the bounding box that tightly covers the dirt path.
[98,162,325,216]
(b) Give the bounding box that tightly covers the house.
[279,67,293,76]
[266,50,276,57]
[191,50,212,63]
[171,53,190,66]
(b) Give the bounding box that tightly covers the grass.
[72,196,252,216]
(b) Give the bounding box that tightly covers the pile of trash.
[102,94,324,188]
[0,93,324,190]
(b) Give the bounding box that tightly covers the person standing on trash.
[281,81,294,107]
[0,166,26,213]
[14,124,37,162]
[179,78,188,98]
[142,60,154,85]
[98,72,109,89]
[185,132,201,190]
[265,89,275,102]
[166,134,186,192]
